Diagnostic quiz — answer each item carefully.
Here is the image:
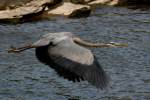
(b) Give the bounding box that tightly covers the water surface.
[0,6,150,100]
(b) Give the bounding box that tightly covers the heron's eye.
[49,41,56,46]
[49,42,53,45]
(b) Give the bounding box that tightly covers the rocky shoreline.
[0,0,149,23]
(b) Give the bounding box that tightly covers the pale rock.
[47,2,91,17]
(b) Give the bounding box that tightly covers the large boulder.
[0,0,91,22]
[0,0,62,22]
[45,2,91,18]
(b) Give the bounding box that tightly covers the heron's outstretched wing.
[48,39,110,89]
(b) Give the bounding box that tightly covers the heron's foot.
[7,44,33,53]
[7,46,22,53]
[108,42,128,47]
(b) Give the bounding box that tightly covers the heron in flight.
[8,32,127,89]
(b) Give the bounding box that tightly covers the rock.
[0,0,90,22]
[88,0,110,5]
[64,0,124,6]
[64,0,93,4]
[1,0,149,23]
[46,2,91,18]
[0,0,31,10]
[0,6,42,19]
[88,0,150,6]
[0,0,62,22]
[88,0,119,6]
[109,0,121,5]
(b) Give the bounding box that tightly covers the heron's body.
[35,33,109,88]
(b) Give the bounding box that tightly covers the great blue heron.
[8,32,127,89]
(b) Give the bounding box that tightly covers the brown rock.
[0,0,31,10]
[64,0,93,4]
[47,2,91,18]
[0,0,62,21]
[88,0,119,5]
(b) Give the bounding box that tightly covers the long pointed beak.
[7,44,36,53]
[73,37,128,48]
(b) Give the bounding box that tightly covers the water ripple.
[0,6,150,100]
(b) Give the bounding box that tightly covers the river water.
[0,6,150,100]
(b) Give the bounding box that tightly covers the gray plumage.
[8,32,113,89]
[8,32,128,89]
[34,32,110,89]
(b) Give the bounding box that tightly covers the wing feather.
[35,45,83,82]
[48,40,110,89]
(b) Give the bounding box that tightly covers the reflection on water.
[0,6,150,100]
